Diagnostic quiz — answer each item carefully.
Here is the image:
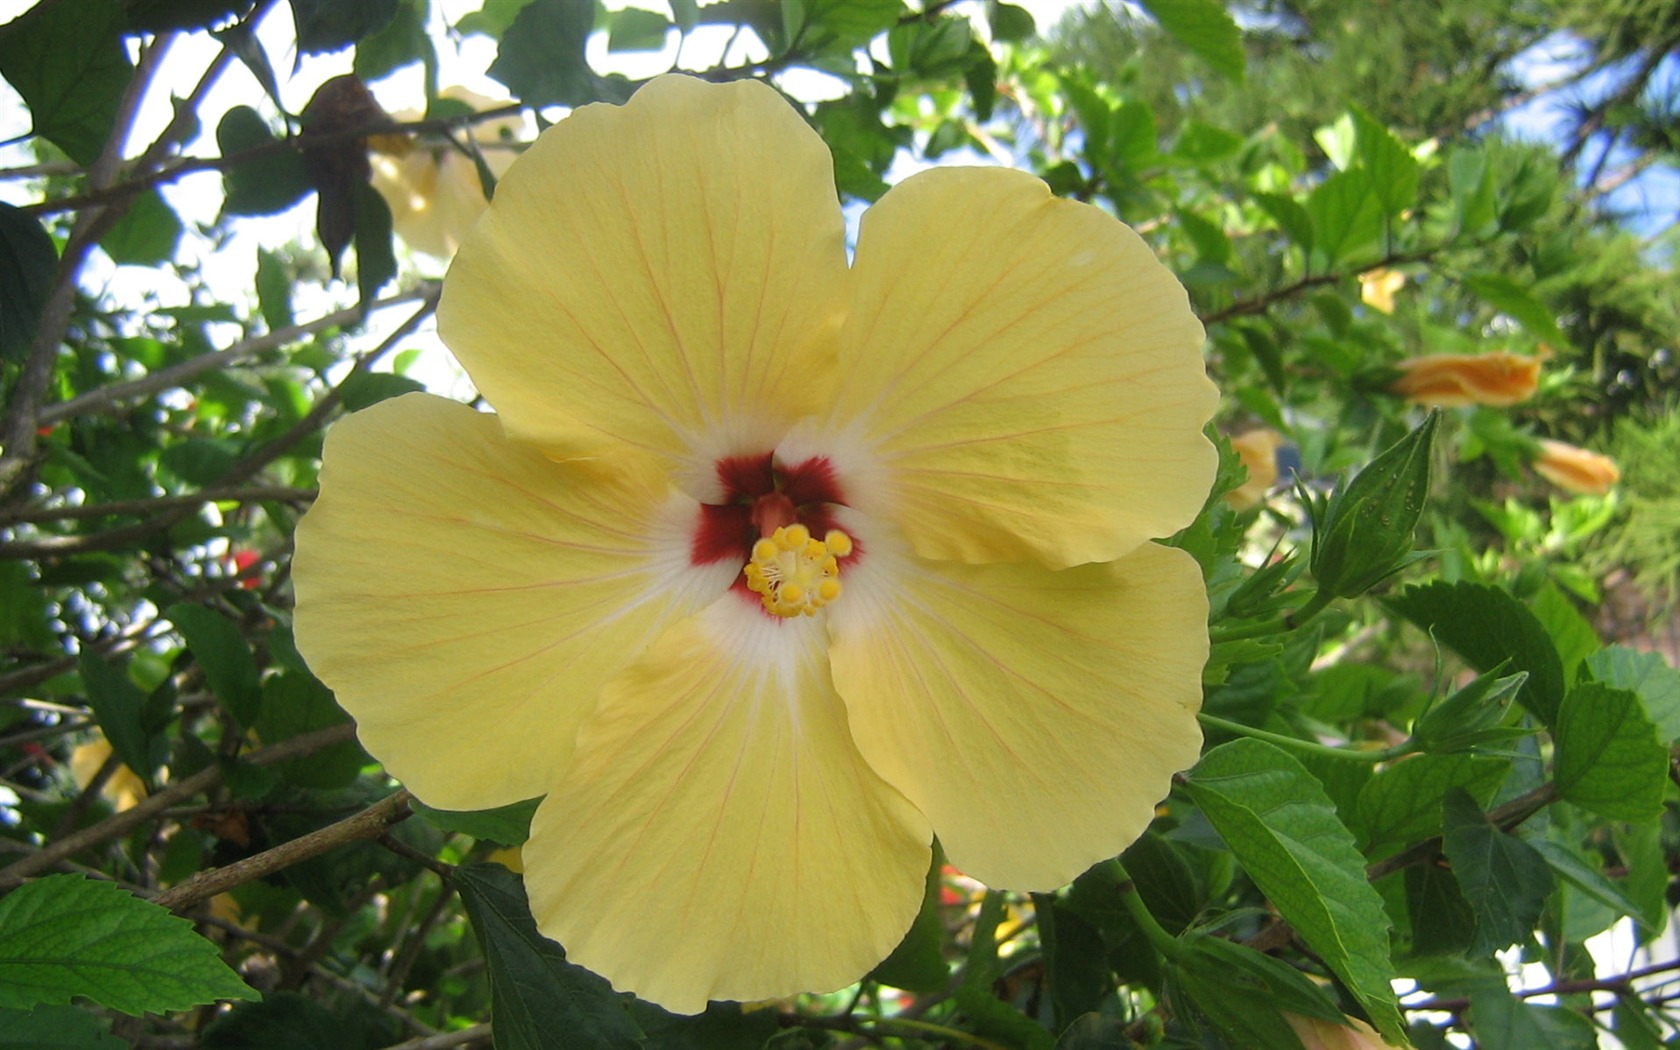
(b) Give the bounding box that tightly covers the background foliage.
[2,0,1679,1047]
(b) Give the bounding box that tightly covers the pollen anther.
[745,525,850,618]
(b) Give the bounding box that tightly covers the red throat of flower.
[691,452,860,617]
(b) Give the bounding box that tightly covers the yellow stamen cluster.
[743,524,851,618]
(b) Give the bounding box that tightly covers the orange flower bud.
[1389,351,1540,407]
[1225,428,1283,509]
[1533,438,1619,495]
[1286,1013,1402,1050]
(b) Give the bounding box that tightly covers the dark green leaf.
[413,797,541,846]
[0,201,58,362]
[1404,863,1476,955]
[124,0,252,33]
[1440,789,1554,956]
[1585,646,1680,742]
[869,852,947,992]
[1033,897,1111,1028]
[1052,1013,1128,1050]
[255,248,294,331]
[1185,739,1404,1042]
[289,0,399,54]
[952,983,1056,1050]
[457,0,536,38]
[353,0,435,83]
[158,437,241,486]
[0,0,134,165]
[455,864,643,1050]
[0,875,254,1015]
[1531,839,1648,930]
[1386,580,1567,725]
[1467,984,1596,1049]
[202,992,371,1050]
[0,1005,126,1050]
[98,190,182,267]
[166,603,262,729]
[254,672,368,789]
[1138,0,1243,82]
[487,0,597,108]
[989,2,1035,42]
[887,15,973,74]
[1353,754,1508,853]
[625,1002,778,1050]
[216,107,312,217]
[0,561,54,651]
[1553,683,1667,821]
[77,652,156,781]
[352,183,396,314]
[608,7,670,51]
[339,370,426,412]
[1448,147,1497,235]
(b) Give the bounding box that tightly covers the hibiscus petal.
[828,166,1217,568]
[292,394,733,811]
[438,75,849,473]
[827,537,1206,890]
[523,603,932,1013]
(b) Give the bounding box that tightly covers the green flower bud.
[1413,666,1533,755]
[1309,412,1439,599]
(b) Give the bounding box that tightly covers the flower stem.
[1209,588,1335,644]
[1198,713,1415,763]
[1100,859,1189,964]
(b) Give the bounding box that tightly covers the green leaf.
[351,183,396,314]
[487,0,597,108]
[1448,147,1498,235]
[1353,754,1509,853]
[868,852,947,993]
[1462,273,1569,348]
[0,201,58,362]
[288,0,399,54]
[1386,580,1567,725]
[1350,106,1419,218]
[1034,897,1111,1027]
[0,561,54,651]
[607,7,671,51]
[1138,0,1244,82]
[1531,839,1648,930]
[952,983,1056,1050]
[989,2,1035,43]
[413,798,541,846]
[255,248,294,331]
[98,190,182,267]
[0,0,134,165]
[1529,583,1596,687]
[455,864,643,1050]
[625,1002,777,1050]
[1440,789,1554,956]
[158,436,240,486]
[353,0,434,83]
[254,672,368,789]
[201,992,373,1050]
[0,875,255,1015]
[0,1005,126,1050]
[1305,167,1382,264]
[77,652,157,781]
[338,370,426,411]
[1254,192,1314,253]
[1184,739,1405,1043]
[1052,1013,1129,1050]
[216,107,312,217]
[165,603,262,729]
[124,0,253,34]
[1467,984,1596,1049]
[1553,682,1667,821]
[1585,646,1680,742]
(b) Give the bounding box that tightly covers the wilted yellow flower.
[69,732,147,812]
[370,88,521,259]
[1225,428,1284,509]
[293,76,1216,1011]
[1286,1013,1403,1050]
[1359,269,1405,314]
[1389,351,1540,407]
[1533,438,1619,495]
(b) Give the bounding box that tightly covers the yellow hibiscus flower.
[292,75,1217,1012]
[369,88,521,259]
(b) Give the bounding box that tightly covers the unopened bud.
[1310,412,1438,598]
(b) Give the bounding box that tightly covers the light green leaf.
[607,7,671,51]
[0,875,255,1015]
[1305,168,1382,264]
[98,191,182,267]
[1354,754,1509,853]
[1531,839,1649,930]
[1184,739,1405,1043]
[1351,106,1419,218]
[1586,646,1680,743]
[1138,0,1244,82]
[1529,583,1597,689]
[1553,683,1667,821]
[1463,272,1569,348]
[1441,789,1554,956]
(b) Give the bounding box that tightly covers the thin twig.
[153,789,412,912]
[0,486,314,525]
[378,1023,492,1050]
[0,722,358,888]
